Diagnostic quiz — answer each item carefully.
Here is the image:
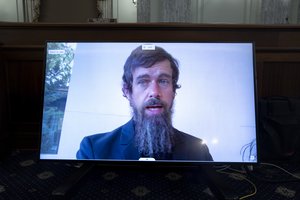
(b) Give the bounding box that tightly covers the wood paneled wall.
[1,22,300,150]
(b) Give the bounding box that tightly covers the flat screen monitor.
[39,42,258,164]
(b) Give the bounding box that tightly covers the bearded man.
[76,45,213,161]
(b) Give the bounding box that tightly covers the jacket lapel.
[119,119,140,160]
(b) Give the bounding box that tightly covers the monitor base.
[52,163,94,198]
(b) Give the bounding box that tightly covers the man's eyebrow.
[135,73,172,80]
[135,74,150,80]
[158,73,172,79]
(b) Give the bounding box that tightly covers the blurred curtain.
[23,0,40,22]
[137,0,192,23]
[261,0,290,24]
[161,0,191,22]
[137,0,150,22]
[298,1,300,23]
[96,0,113,19]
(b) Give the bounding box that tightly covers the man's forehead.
[132,60,172,78]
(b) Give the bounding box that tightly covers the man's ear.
[122,87,130,99]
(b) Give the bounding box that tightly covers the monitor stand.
[52,163,238,200]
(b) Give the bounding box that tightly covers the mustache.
[144,98,166,108]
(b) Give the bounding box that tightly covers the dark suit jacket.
[76,119,213,161]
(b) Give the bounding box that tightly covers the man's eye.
[159,79,170,86]
[137,79,149,85]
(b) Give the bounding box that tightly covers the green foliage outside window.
[41,43,75,154]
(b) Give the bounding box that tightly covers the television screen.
[39,42,258,164]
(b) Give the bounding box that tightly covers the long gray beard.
[133,106,174,158]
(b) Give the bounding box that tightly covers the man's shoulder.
[84,120,133,142]
[174,129,203,143]
[86,126,123,141]
[173,128,213,161]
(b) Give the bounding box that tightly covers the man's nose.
[149,81,161,98]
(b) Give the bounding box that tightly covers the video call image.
[40,42,257,163]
